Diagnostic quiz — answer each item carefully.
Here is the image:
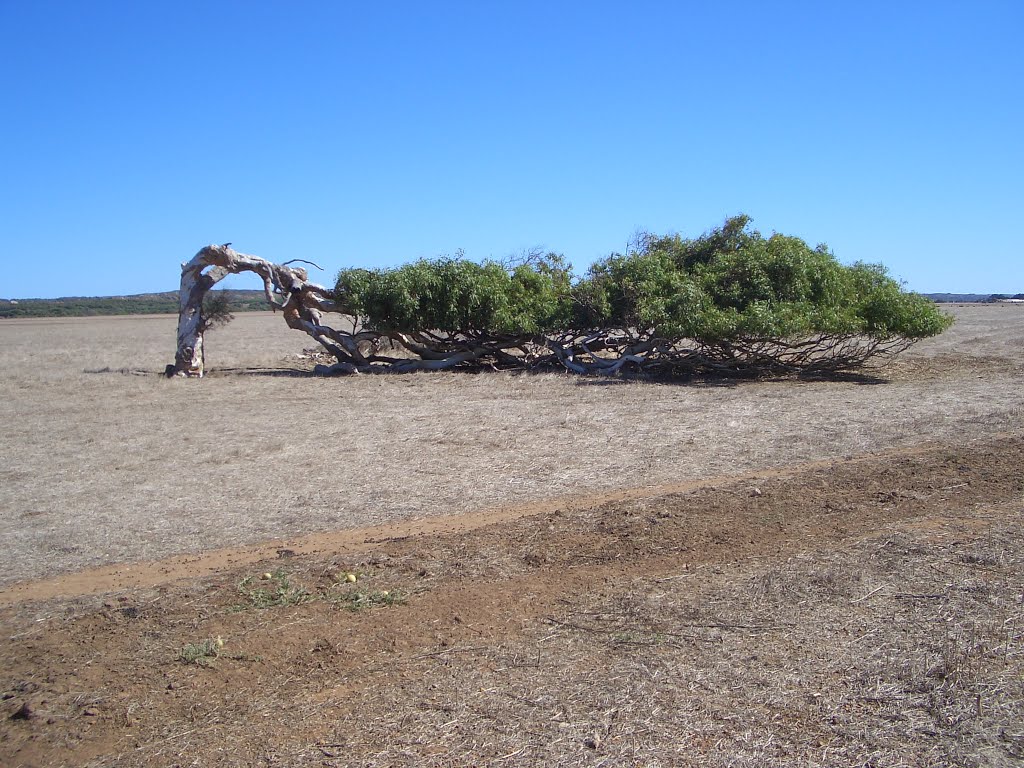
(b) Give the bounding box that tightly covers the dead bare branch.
[281,259,324,270]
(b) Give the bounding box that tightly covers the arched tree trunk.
[170,244,352,377]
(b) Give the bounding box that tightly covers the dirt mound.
[1,435,1022,766]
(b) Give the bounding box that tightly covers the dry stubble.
[0,305,1021,587]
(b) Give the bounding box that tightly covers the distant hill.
[5,289,1022,319]
[921,293,1024,303]
[0,289,270,319]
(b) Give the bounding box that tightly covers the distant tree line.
[922,293,1024,303]
[0,290,268,319]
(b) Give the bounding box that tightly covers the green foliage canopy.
[334,216,951,345]
[335,252,573,335]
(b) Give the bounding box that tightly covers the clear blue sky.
[1,1,1021,298]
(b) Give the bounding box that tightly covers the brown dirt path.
[2,432,1017,607]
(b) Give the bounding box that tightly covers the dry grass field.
[1,305,1021,589]
[0,303,1022,766]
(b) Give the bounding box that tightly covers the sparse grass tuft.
[179,638,220,666]
[237,570,312,609]
[330,587,406,611]
[178,636,260,666]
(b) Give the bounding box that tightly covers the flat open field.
[1,304,1022,766]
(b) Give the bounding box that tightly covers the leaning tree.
[169,216,952,378]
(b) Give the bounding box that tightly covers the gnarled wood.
[171,245,341,377]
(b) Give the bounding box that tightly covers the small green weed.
[237,570,312,609]
[178,636,260,666]
[331,588,406,612]
[179,638,221,666]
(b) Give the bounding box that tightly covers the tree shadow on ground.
[86,362,890,385]
[571,369,891,388]
[795,370,890,385]
[191,365,892,386]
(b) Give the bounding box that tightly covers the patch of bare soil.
[1,434,1021,767]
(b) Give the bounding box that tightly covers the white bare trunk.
[173,260,212,376]
[170,244,341,377]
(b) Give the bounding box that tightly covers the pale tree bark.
[170,244,346,377]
